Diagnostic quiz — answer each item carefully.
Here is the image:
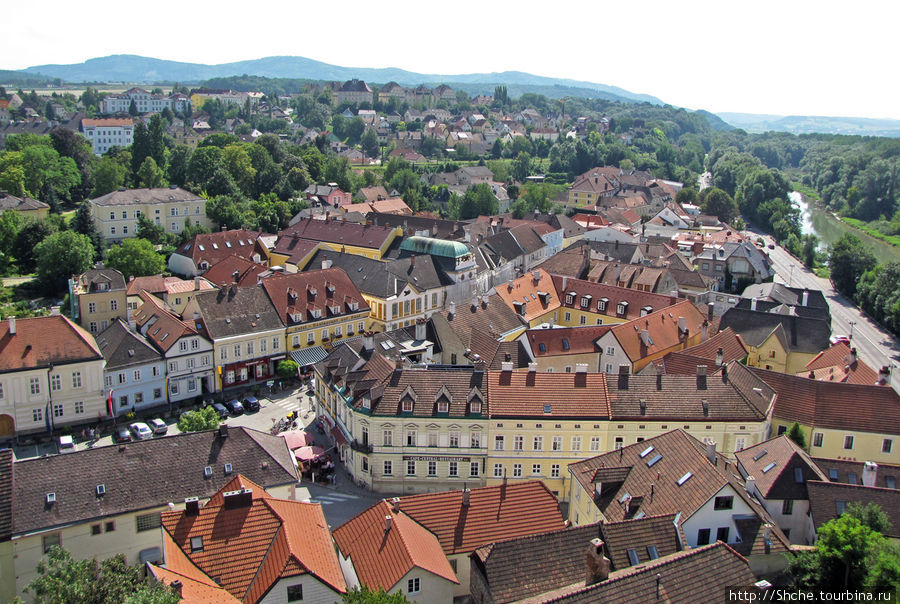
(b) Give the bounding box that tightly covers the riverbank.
[840,217,900,248]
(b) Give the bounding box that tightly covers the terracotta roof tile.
[281,218,397,251]
[807,481,900,538]
[126,274,167,297]
[132,292,200,353]
[812,457,900,489]
[800,342,882,385]
[495,269,560,322]
[260,268,368,327]
[333,500,457,591]
[527,325,609,358]
[735,435,828,500]
[0,315,102,372]
[552,275,679,322]
[148,532,241,603]
[488,368,610,419]
[607,300,708,363]
[173,229,267,269]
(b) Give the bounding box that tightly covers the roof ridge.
[242,521,285,600]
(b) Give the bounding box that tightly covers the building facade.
[81,118,134,155]
[89,186,212,243]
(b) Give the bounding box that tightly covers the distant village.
[0,79,897,603]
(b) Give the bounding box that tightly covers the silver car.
[128,422,153,440]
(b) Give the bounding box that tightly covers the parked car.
[830,335,851,345]
[114,427,132,443]
[129,422,153,440]
[224,399,244,415]
[211,402,229,418]
[767,243,775,249]
[147,418,168,435]
[242,395,260,412]
[58,435,75,452]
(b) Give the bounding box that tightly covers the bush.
[177,406,220,432]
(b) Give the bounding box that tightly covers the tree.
[0,211,24,274]
[35,231,95,293]
[458,184,498,220]
[699,187,738,222]
[14,218,59,273]
[137,156,166,189]
[136,215,168,245]
[147,113,166,168]
[91,156,128,197]
[845,501,893,535]
[25,546,178,604]
[801,233,819,268]
[361,127,379,159]
[342,586,411,604]
[70,201,104,259]
[177,406,220,432]
[786,422,806,449]
[828,233,877,298]
[276,359,299,379]
[106,238,166,280]
[130,121,150,178]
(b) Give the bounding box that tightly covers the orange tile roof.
[494,268,559,322]
[800,342,882,385]
[0,315,102,372]
[526,325,609,357]
[82,118,133,127]
[393,481,565,555]
[132,292,199,353]
[333,501,458,591]
[551,275,678,322]
[662,327,748,375]
[488,368,611,418]
[149,532,241,603]
[607,299,708,363]
[161,475,346,601]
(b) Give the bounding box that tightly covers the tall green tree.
[786,422,806,449]
[147,113,167,168]
[130,121,151,179]
[137,157,166,189]
[828,233,877,298]
[34,231,95,293]
[699,187,738,222]
[70,201,104,259]
[105,238,165,280]
[91,156,128,197]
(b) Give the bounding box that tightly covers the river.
[790,191,900,264]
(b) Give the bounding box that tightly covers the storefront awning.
[290,346,329,367]
[330,425,348,447]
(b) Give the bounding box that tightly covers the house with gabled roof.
[169,229,268,277]
[494,268,560,327]
[5,427,300,599]
[797,342,883,386]
[336,481,565,602]
[161,474,346,602]
[132,292,215,403]
[469,515,683,603]
[0,191,49,219]
[522,324,610,373]
[735,435,829,544]
[90,186,211,241]
[148,532,240,602]
[552,275,680,328]
[568,429,792,575]
[660,326,748,375]
[278,218,401,261]
[70,266,128,334]
[96,319,165,416]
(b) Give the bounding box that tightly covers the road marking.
[309,493,359,505]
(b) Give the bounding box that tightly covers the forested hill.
[19,54,663,105]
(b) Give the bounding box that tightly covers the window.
[564,312,571,322]
[407,460,416,476]
[449,431,460,447]
[287,585,303,602]
[53,403,63,418]
[493,463,503,478]
[512,463,522,478]
[844,435,854,450]
[220,347,228,361]
[590,435,601,451]
[246,340,254,356]
[134,392,144,404]
[33,408,42,422]
[74,401,84,414]
[716,527,730,543]
[471,432,481,448]
[383,460,393,476]
[407,578,420,594]
[427,461,437,476]
[272,337,280,350]
[427,431,438,447]
[470,461,480,477]
[531,463,541,475]
[190,536,203,552]
[782,499,794,515]
[848,472,858,485]
[382,429,393,447]
[552,435,562,451]
[494,435,505,451]
[153,388,162,399]
[50,374,61,391]
[883,439,893,454]
[88,302,97,313]
[714,496,733,511]
[513,435,523,451]
[813,432,824,447]
[90,321,97,333]
[449,461,458,477]
[234,344,241,358]
[361,457,369,473]
[105,521,116,532]
[110,299,118,311]
[91,524,102,536]
[551,464,561,478]
[777,424,787,435]
[627,548,640,565]
[42,533,61,554]
[307,332,315,345]
[696,528,711,546]
[647,545,659,560]
[571,436,582,451]
[136,512,162,532]
[533,435,543,451]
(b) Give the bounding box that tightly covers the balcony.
[350,439,373,454]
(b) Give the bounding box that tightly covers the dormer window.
[470,400,482,415]
[580,295,591,308]
[598,298,608,312]
[617,302,628,316]
[349,301,359,311]
[361,397,371,410]
[565,292,575,305]
[402,400,413,413]
[437,401,449,414]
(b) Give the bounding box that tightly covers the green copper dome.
[399,236,469,259]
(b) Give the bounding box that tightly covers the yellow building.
[551,275,683,328]
[70,267,128,335]
[89,186,213,243]
[720,308,828,375]
[0,315,106,438]
[0,192,49,219]
[1,428,300,601]
[754,367,899,465]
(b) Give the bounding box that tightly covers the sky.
[5,0,899,120]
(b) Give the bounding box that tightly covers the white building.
[81,118,134,155]
[101,87,191,115]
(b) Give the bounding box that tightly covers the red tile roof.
[800,342,882,385]
[126,274,168,297]
[735,435,828,500]
[173,229,267,270]
[526,325,609,358]
[202,254,268,288]
[393,481,565,555]
[161,475,346,600]
[82,118,133,127]
[149,533,240,603]
[0,315,102,372]
[487,368,611,419]
[751,367,900,434]
[494,269,559,322]
[332,500,458,591]
[551,275,679,322]
[661,327,748,375]
[807,481,900,538]
[260,268,368,327]
[132,292,199,353]
[280,218,397,251]
[607,300,708,363]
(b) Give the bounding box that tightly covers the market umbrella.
[294,445,326,461]
[282,431,313,450]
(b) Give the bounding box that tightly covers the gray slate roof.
[192,284,283,339]
[305,250,446,297]
[718,307,830,354]
[90,187,203,207]
[96,318,162,370]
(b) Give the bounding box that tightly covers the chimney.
[219,424,228,439]
[745,476,757,497]
[802,290,809,307]
[462,488,471,506]
[862,461,878,487]
[184,497,200,516]
[501,361,513,372]
[716,347,724,366]
[849,348,857,365]
[585,538,611,586]
[415,319,426,341]
[575,363,588,373]
[391,497,400,514]
[677,316,686,333]
[362,331,374,352]
[705,439,716,464]
[750,297,758,311]
[721,363,729,383]
[707,302,715,322]
[618,365,630,390]
[448,301,455,318]
[639,398,646,415]
[481,295,489,308]
[223,488,253,509]
[170,581,183,598]
[528,362,538,372]
[8,317,15,335]
[640,329,651,347]
[471,297,478,310]
[879,365,891,385]
[384,515,392,532]
[656,363,663,390]
[322,257,332,270]
[697,365,707,390]
[701,320,709,342]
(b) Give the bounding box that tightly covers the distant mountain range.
[716,112,900,137]
[15,54,663,105]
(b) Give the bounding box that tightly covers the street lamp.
[849,320,857,341]
[788,264,795,287]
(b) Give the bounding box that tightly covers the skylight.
[752,449,768,462]
[647,454,663,467]
[677,472,693,486]
[619,492,631,504]
[762,462,777,473]
[639,445,655,458]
